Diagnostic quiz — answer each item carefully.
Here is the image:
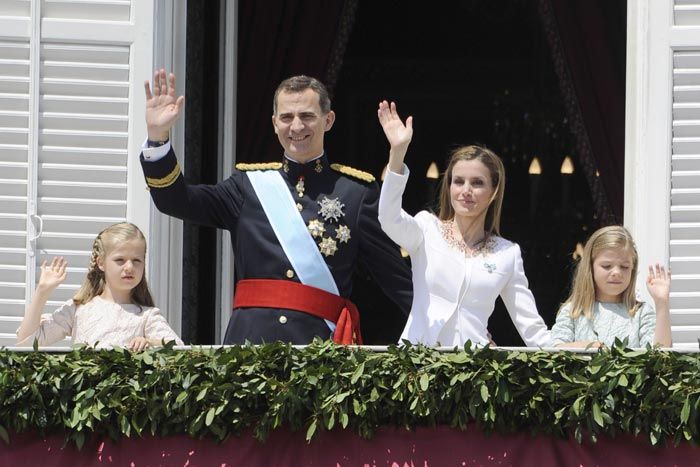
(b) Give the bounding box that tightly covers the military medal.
[319,237,338,256]
[307,219,325,238]
[318,197,345,222]
[295,176,305,197]
[335,225,351,244]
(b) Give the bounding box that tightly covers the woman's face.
[449,159,495,220]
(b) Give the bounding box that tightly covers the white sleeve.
[377,165,424,255]
[141,139,171,162]
[16,300,75,347]
[144,307,184,345]
[500,244,552,347]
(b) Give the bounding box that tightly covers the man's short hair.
[273,75,331,115]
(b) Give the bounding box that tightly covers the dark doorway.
[326,0,622,345]
[184,0,625,345]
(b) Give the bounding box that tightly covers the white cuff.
[141,139,171,162]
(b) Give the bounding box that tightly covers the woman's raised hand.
[37,257,67,292]
[144,69,185,141]
[378,101,413,152]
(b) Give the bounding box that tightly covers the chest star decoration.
[318,196,345,222]
[307,219,325,238]
[319,237,338,256]
[484,262,496,274]
[335,225,351,243]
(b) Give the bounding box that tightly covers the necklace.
[439,220,494,257]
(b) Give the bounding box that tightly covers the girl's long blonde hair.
[73,222,154,307]
[561,225,641,320]
[437,145,505,237]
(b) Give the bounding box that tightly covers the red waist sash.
[232,279,363,345]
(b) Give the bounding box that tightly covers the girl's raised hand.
[646,263,671,303]
[37,257,67,292]
[378,100,413,152]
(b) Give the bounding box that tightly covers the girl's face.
[592,247,633,303]
[449,159,495,221]
[97,238,146,302]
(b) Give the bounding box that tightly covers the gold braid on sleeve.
[146,163,182,189]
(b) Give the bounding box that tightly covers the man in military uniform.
[140,70,413,344]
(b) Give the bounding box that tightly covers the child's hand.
[646,264,671,304]
[37,257,67,292]
[128,337,150,352]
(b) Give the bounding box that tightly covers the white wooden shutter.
[0,0,155,347]
[671,2,700,348]
[619,0,700,348]
[0,2,33,345]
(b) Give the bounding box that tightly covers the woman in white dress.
[377,101,551,347]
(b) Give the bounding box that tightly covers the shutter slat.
[0,180,27,197]
[43,0,131,22]
[675,5,700,26]
[0,1,31,17]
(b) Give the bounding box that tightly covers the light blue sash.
[247,170,339,331]
[248,170,339,294]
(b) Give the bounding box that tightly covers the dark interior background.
[181,0,626,345]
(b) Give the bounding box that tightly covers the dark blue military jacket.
[141,149,413,344]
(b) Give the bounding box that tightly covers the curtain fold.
[236,0,352,162]
[538,0,626,223]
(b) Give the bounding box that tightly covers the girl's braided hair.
[73,222,154,307]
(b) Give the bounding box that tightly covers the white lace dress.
[550,301,656,347]
[17,296,183,348]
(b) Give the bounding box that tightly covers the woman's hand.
[378,100,413,151]
[37,257,68,293]
[646,264,671,305]
[378,101,413,174]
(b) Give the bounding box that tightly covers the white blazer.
[378,167,551,347]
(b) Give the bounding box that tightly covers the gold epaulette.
[235,162,283,171]
[146,163,182,189]
[330,163,375,183]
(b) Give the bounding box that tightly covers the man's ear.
[271,115,279,135]
[324,110,336,131]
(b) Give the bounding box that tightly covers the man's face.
[272,89,335,163]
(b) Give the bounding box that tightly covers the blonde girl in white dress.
[17,222,183,349]
[377,101,551,347]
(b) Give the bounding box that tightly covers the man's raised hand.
[144,69,185,141]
